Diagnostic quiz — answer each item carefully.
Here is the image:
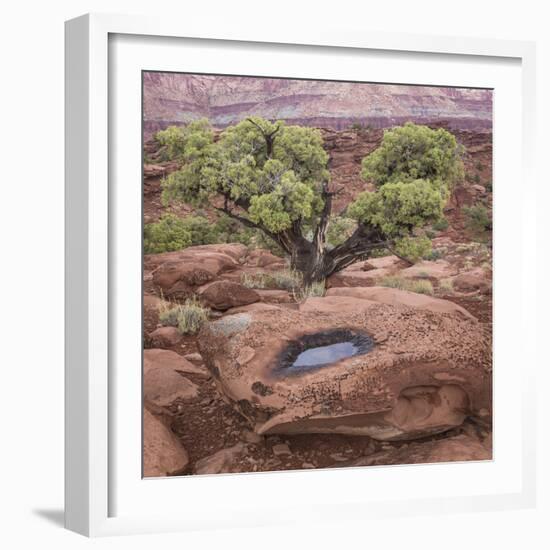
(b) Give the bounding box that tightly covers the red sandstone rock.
[198,280,261,311]
[143,407,189,477]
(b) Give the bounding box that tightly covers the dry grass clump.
[439,278,454,293]
[292,281,326,302]
[159,296,209,334]
[241,268,302,291]
[380,276,434,295]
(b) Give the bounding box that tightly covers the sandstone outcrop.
[198,280,261,311]
[143,406,189,476]
[326,287,475,320]
[197,301,491,441]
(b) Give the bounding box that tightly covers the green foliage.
[159,297,209,335]
[155,119,213,162]
[162,117,328,233]
[326,216,357,248]
[475,160,483,172]
[143,214,192,254]
[432,217,449,232]
[393,235,433,263]
[157,118,466,281]
[361,122,464,188]
[380,276,434,295]
[348,179,445,238]
[462,203,492,234]
[143,213,219,254]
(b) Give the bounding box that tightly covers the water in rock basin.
[292,341,358,367]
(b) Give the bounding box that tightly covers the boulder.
[326,286,475,320]
[198,280,261,311]
[148,326,182,347]
[452,270,491,293]
[193,443,246,475]
[198,302,491,441]
[143,407,189,477]
[152,262,217,300]
[245,249,285,268]
[363,255,403,270]
[144,348,209,377]
[143,352,200,407]
[327,267,392,288]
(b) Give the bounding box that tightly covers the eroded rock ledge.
[198,297,491,441]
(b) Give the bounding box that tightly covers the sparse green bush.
[475,161,483,172]
[143,213,217,254]
[432,217,449,232]
[143,214,192,254]
[462,203,492,234]
[473,173,481,184]
[393,235,432,263]
[159,297,209,335]
[380,276,434,295]
[423,249,442,261]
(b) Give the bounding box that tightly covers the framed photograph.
[65,13,537,536]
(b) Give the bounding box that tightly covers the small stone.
[241,430,263,444]
[272,443,292,456]
[329,453,348,462]
[301,462,316,469]
[184,352,203,364]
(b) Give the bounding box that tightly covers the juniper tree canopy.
[159,118,463,283]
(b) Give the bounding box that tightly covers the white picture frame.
[65,13,537,537]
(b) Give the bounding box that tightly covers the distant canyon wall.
[143,73,492,140]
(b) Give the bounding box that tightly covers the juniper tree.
[160,118,463,284]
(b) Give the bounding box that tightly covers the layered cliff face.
[143,72,492,139]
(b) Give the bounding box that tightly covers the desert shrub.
[439,278,454,293]
[432,217,449,232]
[241,269,301,291]
[143,213,218,253]
[143,214,192,254]
[409,280,434,295]
[462,203,492,234]
[473,173,481,184]
[485,180,493,192]
[393,235,432,263]
[271,269,302,291]
[475,160,483,172]
[380,276,434,295]
[159,297,209,335]
[240,272,273,289]
[292,281,326,302]
[423,249,442,261]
